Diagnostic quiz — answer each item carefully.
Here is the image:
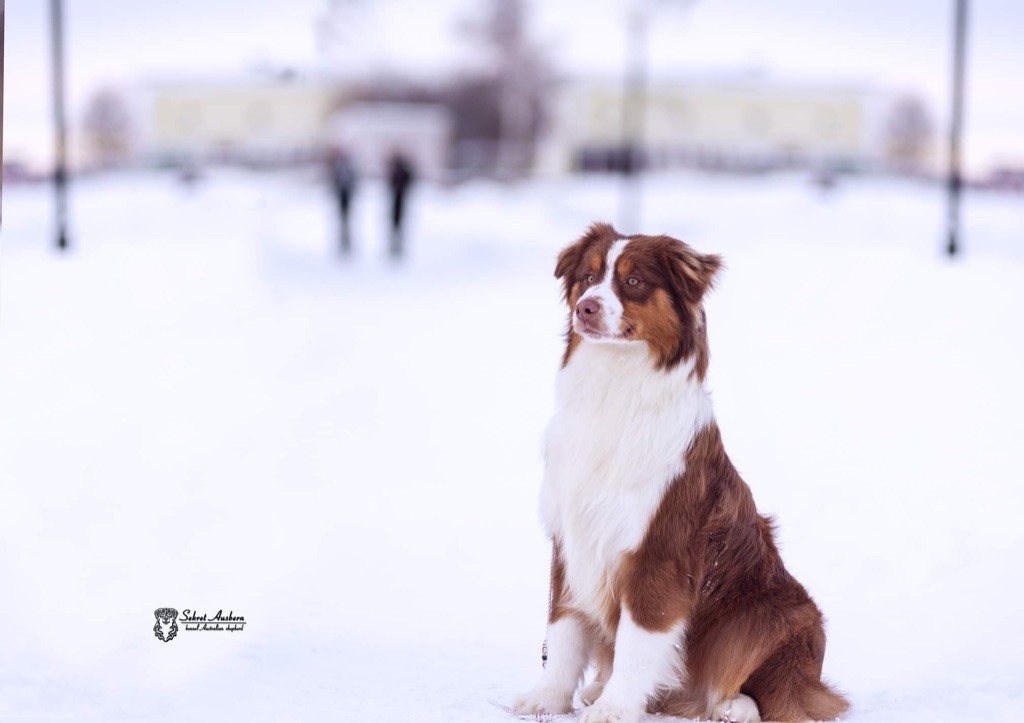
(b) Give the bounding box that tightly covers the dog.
[513,224,848,723]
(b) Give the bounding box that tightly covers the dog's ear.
[555,223,618,300]
[554,242,582,282]
[662,240,723,304]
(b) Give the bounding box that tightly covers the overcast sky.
[5,0,1023,173]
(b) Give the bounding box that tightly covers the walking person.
[386,152,415,260]
[328,147,358,256]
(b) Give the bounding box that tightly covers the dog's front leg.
[581,552,692,723]
[513,615,592,715]
[578,605,685,723]
[514,542,590,716]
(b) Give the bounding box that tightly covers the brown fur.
[545,225,848,721]
[642,425,848,721]
[549,541,570,624]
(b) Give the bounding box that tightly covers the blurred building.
[130,75,454,179]
[539,76,932,174]
[136,75,342,166]
[325,102,453,181]
[122,71,932,179]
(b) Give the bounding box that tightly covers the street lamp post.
[1,1,6,228]
[946,0,969,257]
[51,0,69,251]
[618,1,699,233]
[619,4,648,234]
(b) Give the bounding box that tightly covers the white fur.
[539,340,714,629]
[580,608,686,723]
[576,239,628,339]
[712,693,761,722]
[512,617,591,716]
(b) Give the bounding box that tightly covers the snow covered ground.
[1,169,1022,721]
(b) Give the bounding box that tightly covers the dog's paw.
[512,687,574,717]
[580,681,605,706]
[578,699,641,723]
[712,693,761,723]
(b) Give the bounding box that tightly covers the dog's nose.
[576,298,601,319]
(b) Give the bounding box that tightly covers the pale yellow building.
[540,77,913,173]
[139,76,342,163]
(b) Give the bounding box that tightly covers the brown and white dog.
[514,224,848,723]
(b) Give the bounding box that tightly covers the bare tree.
[315,0,550,178]
[82,88,134,167]
[885,95,934,172]
[463,0,551,178]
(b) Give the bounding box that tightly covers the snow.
[1,169,1022,722]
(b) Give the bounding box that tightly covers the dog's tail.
[792,678,850,721]
[744,627,851,721]
[753,667,850,721]
[651,686,705,720]
[655,679,848,722]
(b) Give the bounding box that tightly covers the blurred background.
[1,1,1022,721]
[5,0,1024,183]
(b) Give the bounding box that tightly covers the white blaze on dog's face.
[573,239,631,343]
[555,223,722,373]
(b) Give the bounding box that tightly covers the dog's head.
[555,223,722,375]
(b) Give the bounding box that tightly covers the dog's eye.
[584,274,595,284]
[627,276,642,287]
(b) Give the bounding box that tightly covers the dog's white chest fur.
[540,342,714,626]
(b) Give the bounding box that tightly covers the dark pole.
[51,0,69,251]
[619,6,647,233]
[946,0,968,257]
[1,1,6,228]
